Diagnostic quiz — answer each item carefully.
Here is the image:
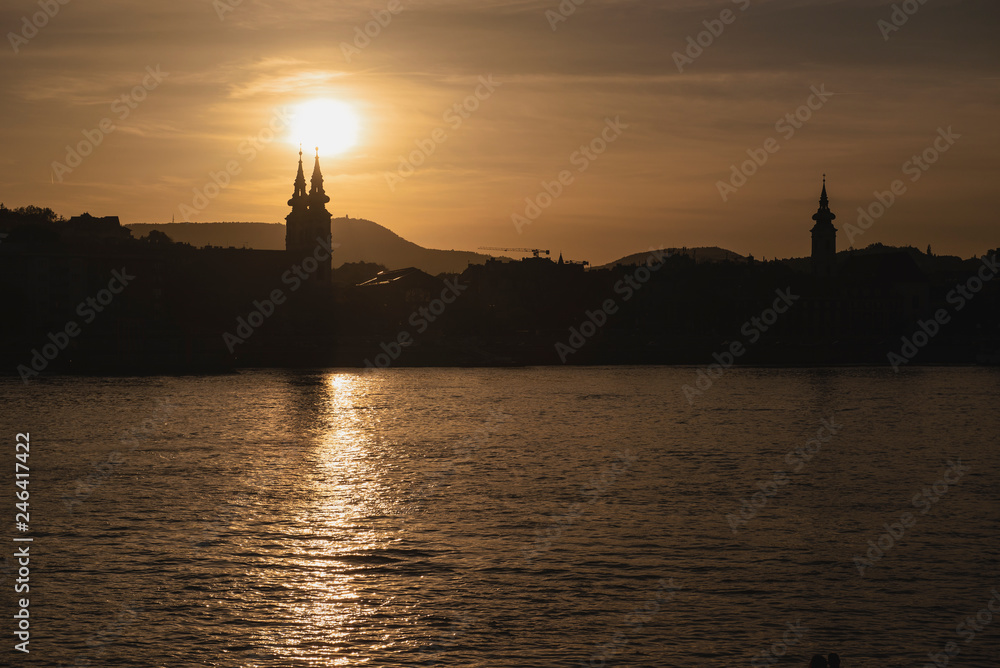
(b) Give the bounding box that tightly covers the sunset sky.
[1,0,997,265]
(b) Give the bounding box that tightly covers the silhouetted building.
[797,250,929,344]
[65,213,132,242]
[285,147,332,282]
[357,267,445,311]
[810,177,837,277]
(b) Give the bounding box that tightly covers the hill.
[780,244,971,274]
[329,217,492,275]
[596,246,745,270]
[126,219,494,275]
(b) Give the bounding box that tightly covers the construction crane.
[478,247,550,258]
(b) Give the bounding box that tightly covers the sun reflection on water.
[276,372,412,664]
[243,371,402,664]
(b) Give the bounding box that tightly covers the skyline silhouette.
[2,167,998,376]
[5,166,994,271]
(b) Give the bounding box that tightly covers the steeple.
[810,175,837,277]
[288,145,308,210]
[812,175,836,227]
[817,174,831,212]
[309,147,330,208]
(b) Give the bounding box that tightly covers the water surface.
[2,367,998,667]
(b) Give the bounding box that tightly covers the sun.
[289,99,361,156]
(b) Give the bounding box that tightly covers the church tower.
[810,176,837,277]
[285,147,332,282]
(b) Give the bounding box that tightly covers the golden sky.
[1,0,998,264]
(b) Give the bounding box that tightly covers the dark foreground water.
[1,367,998,667]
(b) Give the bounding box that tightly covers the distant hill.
[842,243,968,273]
[596,246,745,270]
[780,244,972,274]
[330,217,492,275]
[125,219,493,275]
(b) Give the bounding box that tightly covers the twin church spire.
[288,145,330,213]
[285,146,333,282]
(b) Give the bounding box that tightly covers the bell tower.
[285,146,332,282]
[810,175,837,277]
